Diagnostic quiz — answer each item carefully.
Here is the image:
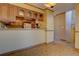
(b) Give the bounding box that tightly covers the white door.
[46,13,54,43]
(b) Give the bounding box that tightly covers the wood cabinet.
[0,4,9,20]
[38,13,44,21]
[24,9,28,19]
[8,4,18,21]
[0,3,44,29]
[33,12,38,19]
[25,10,33,19]
[17,7,24,17]
[0,4,2,17]
[0,3,44,21]
[0,4,18,21]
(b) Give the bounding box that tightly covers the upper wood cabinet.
[24,9,28,19]
[32,12,38,19]
[38,13,44,21]
[8,4,18,21]
[0,4,18,21]
[0,4,9,20]
[25,10,33,19]
[0,4,44,29]
[0,3,44,26]
[17,7,25,17]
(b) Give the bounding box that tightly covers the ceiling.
[27,3,75,15]
[27,3,46,9]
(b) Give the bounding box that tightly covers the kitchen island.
[0,29,46,54]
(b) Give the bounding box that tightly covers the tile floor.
[7,41,79,56]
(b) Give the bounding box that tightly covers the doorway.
[54,11,75,45]
[54,12,66,43]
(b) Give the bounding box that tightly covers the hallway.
[5,41,79,56]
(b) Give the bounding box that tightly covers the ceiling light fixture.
[44,3,56,8]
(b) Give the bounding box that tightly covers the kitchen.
[0,3,54,54]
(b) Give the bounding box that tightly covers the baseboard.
[46,41,54,44]
[0,42,46,56]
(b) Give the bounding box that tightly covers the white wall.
[65,10,73,42]
[0,29,45,54]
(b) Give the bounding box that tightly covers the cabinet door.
[0,4,9,20]
[25,10,33,19]
[24,9,28,19]
[0,4,2,18]
[17,7,25,17]
[8,4,18,21]
[38,13,44,21]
